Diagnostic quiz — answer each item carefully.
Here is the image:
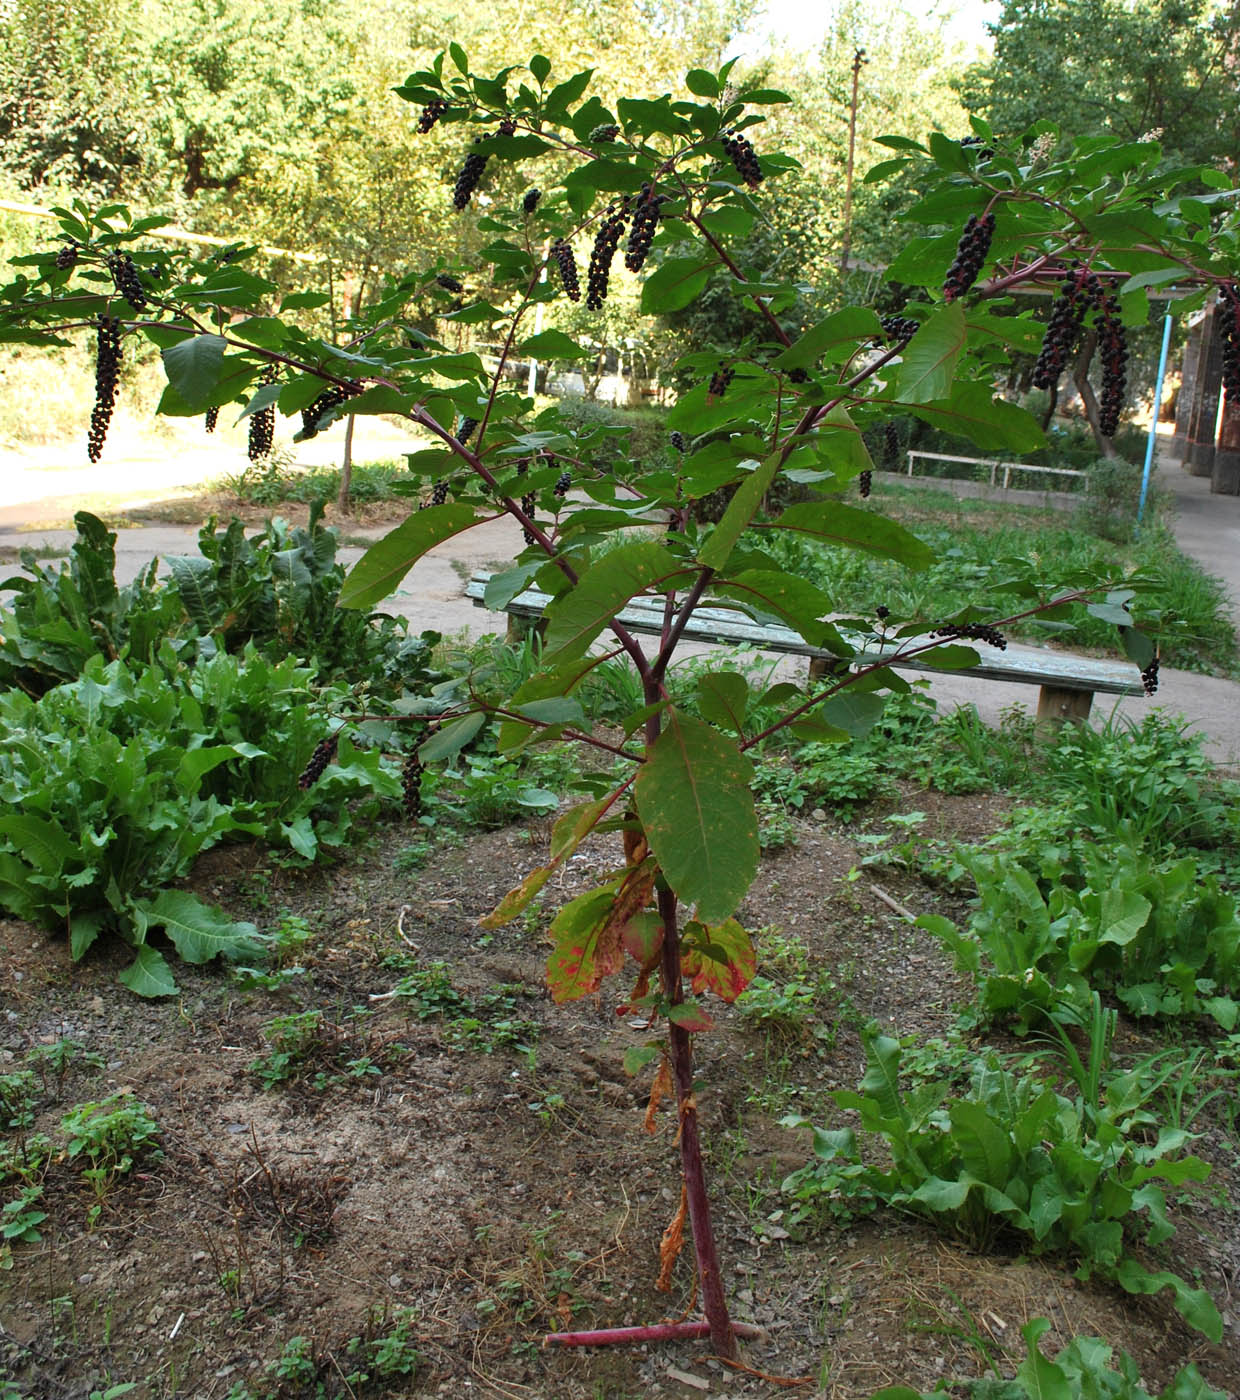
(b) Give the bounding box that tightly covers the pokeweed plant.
[1,50,1237,1357]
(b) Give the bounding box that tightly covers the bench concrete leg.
[1036,685,1093,727]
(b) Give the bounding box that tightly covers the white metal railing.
[905,450,1085,490]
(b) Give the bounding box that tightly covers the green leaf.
[118,945,178,998]
[771,308,881,371]
[685,68,719,98]
[542,541,681,661]
[623,1044,662,1076]
[905,383,1045,453]
[135,891,263,965]
[419,712,486,761]
[640,257,714,314]
[1016,1324,1073,1400]
[160,334,228,413]
[521,330,588,359]
[529,54,551,83]
[695,671,749,734]
[699,453,782,571]
[948,1101,1014,1188]
[635,713,757,923]
[888,302,966,403]
[818,691,886,737]
[741,88,792,104]
[339,505,477,609]
[1114,1257,1222,1341]
[772,502,933,570]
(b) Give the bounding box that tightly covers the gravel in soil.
[0,795,1237,1399]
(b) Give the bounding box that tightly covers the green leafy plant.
[782,1023,1221,1339]
[61,1092,162,1205]
[872,1315,1226,1399]
[3,50,1234,1356]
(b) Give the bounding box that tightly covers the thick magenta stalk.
[656,884,738,1359]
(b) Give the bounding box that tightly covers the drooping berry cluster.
[1218,283,1240,398]
[708,363,734,399]
[721,130,762,187]
[55,242,80,270]
[522,188,541,214]
[1093,287,1129,438]
[1140,655,1159,696]
[456,416,479,446]
[884,422,900,469]
[586,200,629,309]
[417,100,448,133]
[669,431,686,454]
[106,253,147,311]
[248,366,279,462]
[625,184,664,273]
[960,135,995,161]
[520,490,538,546]
[787,367,808,384]
[205,406,219,434]
[301,384,357,439]
[453,139,490,210]
[88,317,123,463]
[931,622,1008,650]
[298,734,339,789]
[435,273,464,293]
[1031,268,1093,390]
[942,212,995,301]
[431,479,450,505]
[881,315,919,343]
[553,471,571,498]
[550,239,581,301]
[402,753,424,818]
[875,605,890,621]
[858,470,872,498]
[590,123,620,144]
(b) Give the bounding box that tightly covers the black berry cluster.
[875,605,890,620]
[431,479,450,505]
[1140,655,1159,696]
[960,135,995,161]
[298,734,339,789]
[708,363,734,398]
[589,123,620,143]
[550,239,581,301]
[55,242,80,270]
[669,431,686,454]
[587,200,629,308]
[881,315,919,343]
[1093,287,1129,438]
[625,184,664,273]
[520,490,538,546]
[1031,268,1093,390]
[787,367,809,383]
[553,471,571,498]
[417,100,448,133]
[456,416,479,446]
[942,212,995,301]
[858,470,872,498]
[435,273,464,293]
[88,317,123,463]
[301,384,357,439]
[453,139,490,210]
[204,406,219,434]
[931,622,1007,650]
[884,422,900,469]
[522,188,541,214]
[106,253,147,311]
[721,130,762,187]
[248,366,279,462]
[1218,283,1240,398]
[402,753,424,818]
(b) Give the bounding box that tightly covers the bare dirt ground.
[1,790,1237,1399]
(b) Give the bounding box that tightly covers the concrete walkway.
[2,443,1239,765]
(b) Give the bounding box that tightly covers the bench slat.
[464,574,1143,697]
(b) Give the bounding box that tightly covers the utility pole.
[840,47,867,273]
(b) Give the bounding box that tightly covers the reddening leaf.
[480,864,552,929]
[667,999,714,1031]
[634,712,757,924]
[681,918,755,1002]
[545,860,655,1004]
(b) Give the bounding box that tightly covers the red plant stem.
[656,883,738,1360]
[545,1320,766,1348]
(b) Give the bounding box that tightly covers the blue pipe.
[1137,313,1174,530]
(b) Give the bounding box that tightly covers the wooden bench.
[464,572,1144,723]
[905,450,1085,491]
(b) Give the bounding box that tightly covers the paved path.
[2,440,1239,764]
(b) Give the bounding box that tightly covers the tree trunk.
[338,413,356,515]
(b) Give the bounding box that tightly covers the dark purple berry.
[88,317,122,463]
[205,406,219,434]
[875,605,890,620]
[522,188,541,214]
[402,753,424,817]
[550,239,581,302]
[589,123,620,143]
[708,363,734,399]
[106,253,147,311]
[521,490,538,546]
[880,315,919,343]
[669,431,686,454]
[553,471,571,498]
[942,212,995,302]
[960,135,995,161]
[721,129,762,187]
[431,480,450,505]
[55,242,80,271]
[883,423,900,469]
[1031,267,1092,391]
[624,184,664,273]
[586,200,628,309]
[435,273,464,293]
[298,733,339,788]
[456,416,479,446]
[1140,655,1159,696]
[301,383,358,439]
[453,140,489,210]
[1092,286,1128,438]
[931,622,1007,650]
[858,470,873,498]
[418,100,448,134]
[1216,283,1240,399]
[248,365,279,462]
